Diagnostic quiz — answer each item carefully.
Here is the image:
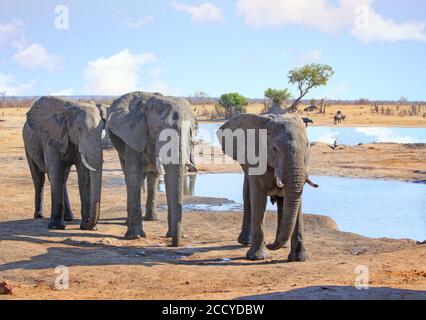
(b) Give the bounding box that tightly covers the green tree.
[218,92,248,119]
[264,88,292,104]
[287,63,334,113]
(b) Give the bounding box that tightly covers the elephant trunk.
[80,151,102,230]
[268,169,305,251]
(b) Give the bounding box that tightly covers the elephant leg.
[288,203,309,262]
[275,196,284,239]
[238,174,251,246]
[275,196,290,249]
[144,172,160,221]
[47,155,66,230]
[123,147,145,240]
[26,150,45,219]
[246,180,270,260]
[76,162,90,224]
[164,164,184,247]
[165,172,172,238]
[63,167,74,222]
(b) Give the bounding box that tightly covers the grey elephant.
[23,97,104,230]
[107,92,197,247]
[217,114,318,261]
[96,103,113,149]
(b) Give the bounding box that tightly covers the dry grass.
[193,103,426,127]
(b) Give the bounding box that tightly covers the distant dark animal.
[334,111,346,125]
[304,106,318,112]
[302,117,314,127]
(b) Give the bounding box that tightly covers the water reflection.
[176,173,426,241]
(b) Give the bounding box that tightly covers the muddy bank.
[1,204,425,300]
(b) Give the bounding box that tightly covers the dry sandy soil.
[0,109,425,300]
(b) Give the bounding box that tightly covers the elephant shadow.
[0,218,284,272]
[236,286,426,300]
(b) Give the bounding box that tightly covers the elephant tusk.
[81,153,97,172]
[306,178,319,188]
[276,177,284,188]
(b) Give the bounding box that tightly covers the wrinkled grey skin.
[218,114,317,261]
[23,97,103,230]
[107,92,197,247]
[96,103,113,149]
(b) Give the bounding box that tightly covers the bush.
[217,93,248,119]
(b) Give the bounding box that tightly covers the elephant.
[23,96,104,230]
[107,92,197,247]
[96,103,113,149]
[217,114,318,261]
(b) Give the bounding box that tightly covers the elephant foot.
[64,212,74,222]
[125,226,146,240]
[246,247,271,261]
[80,223,97,231]
[48,220,65,230]
[288,249,309,262]
[34,212,44,219]
[238,232,251,246]
[165,230,186,239]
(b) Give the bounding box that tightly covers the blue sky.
[0,0,425,100]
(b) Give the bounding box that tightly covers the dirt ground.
[0,109,425,300]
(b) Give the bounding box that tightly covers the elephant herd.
[23,91,318,262]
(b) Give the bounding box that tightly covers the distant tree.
[217,92,248,119]
[357,98,370,105]
[286,63,334,113]
[264,88,292,105]
[310,98,317,107]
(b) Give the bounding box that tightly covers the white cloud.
[13,43,63,71]
[351,6,426,43]
[0,73,35,96]
[171,1,224,23]
[236,0,426,43]
[0,19,25,47]
[83,49,157,95]
[49,88,74,96]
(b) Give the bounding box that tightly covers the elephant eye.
[272,146,278,152]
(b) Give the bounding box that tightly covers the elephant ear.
[216,114,271,162]
[27,97,70,154]
[107,92,149,153]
